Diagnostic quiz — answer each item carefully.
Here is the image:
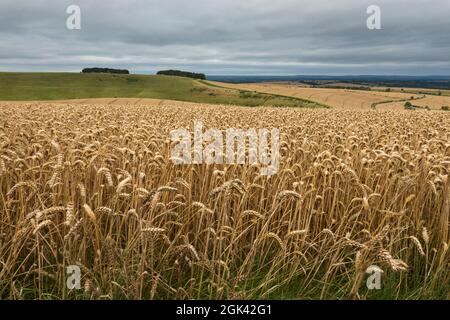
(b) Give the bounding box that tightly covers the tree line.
[82,68,130,74]
[157,70,206,80]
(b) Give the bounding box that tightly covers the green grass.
[0,72,327,108]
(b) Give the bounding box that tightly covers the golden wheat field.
[212,82,430,110]
[0,101,449,300]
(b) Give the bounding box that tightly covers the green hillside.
[0,72,327,108]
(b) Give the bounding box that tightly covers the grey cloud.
[0,0,449,75]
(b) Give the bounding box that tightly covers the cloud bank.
[1,0,449,75]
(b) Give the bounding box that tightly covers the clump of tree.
[82,68,130,74]
[157,70,206,80]
[404,101,415,110]
[442,106,449,111]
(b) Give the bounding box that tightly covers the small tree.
[404,101,415,110]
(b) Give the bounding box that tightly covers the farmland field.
[2,0,450,308]
[211,81,450,110]
[0,100,449,299]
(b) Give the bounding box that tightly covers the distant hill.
[0,72,326,108]
[157,70,206,80]
[207,75,450,89]
[82,68,129,74]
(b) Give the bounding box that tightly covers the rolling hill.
[0,72,327,108]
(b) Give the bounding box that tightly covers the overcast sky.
[1,0,449,75]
